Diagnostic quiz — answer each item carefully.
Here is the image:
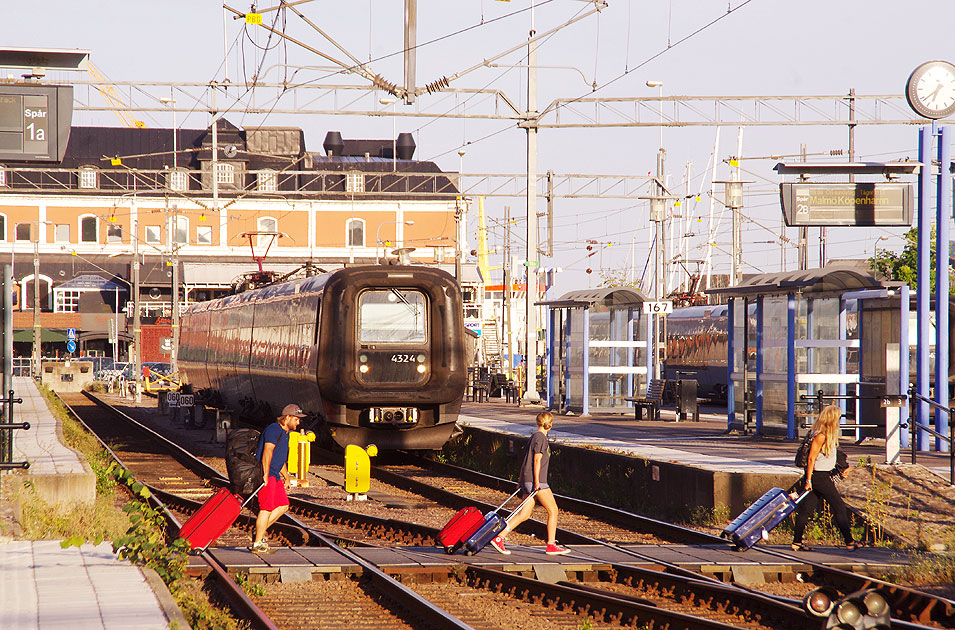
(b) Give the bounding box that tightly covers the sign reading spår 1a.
[0,84,73,162]
[780,182,914,227]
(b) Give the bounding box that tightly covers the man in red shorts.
[251,404,304,552]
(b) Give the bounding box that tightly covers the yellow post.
[344,444,378,500]
[287,431,315,487]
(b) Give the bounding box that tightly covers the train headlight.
[417,354,426,362]
[359,364,369,373]
[416,364,427,374]
[359,354,368,363]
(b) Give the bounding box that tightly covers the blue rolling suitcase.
[463,489,535,556]
[721,487,808,550]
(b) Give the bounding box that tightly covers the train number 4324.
[390,354,417,362]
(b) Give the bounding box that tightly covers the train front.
[315,266,467,450]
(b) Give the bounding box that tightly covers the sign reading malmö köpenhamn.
[779,182,914,227]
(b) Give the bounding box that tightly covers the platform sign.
[178,394,194,408]
[643,300,673,315]
[66,340,76,353]
[780,182,914,227]
[0,84,73,162]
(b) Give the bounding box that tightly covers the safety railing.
[798,390,882,435]
[907,387,955,486]
[0,390,31,470]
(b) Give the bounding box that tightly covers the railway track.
[70,391,951,629]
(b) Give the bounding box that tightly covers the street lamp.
[646,80,663,149]
[159,96,177,172]
[376,220,414,264]
[13,220,52,378]
[61,246,129,365]
[873,235,890,259]
[379,97,397,172]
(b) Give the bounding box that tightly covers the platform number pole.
[916,125,932,451]
[935,125,950,452]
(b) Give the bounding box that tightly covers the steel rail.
[398,451,955,627]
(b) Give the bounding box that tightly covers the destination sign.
[0,84,73,162]
[779,182,913,227]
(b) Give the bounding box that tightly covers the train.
[177,266,468,450]
[663,305,730,401]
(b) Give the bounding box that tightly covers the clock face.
[906,60,955,119]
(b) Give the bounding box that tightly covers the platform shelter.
[539,287,651,416]
[709,264,909,444]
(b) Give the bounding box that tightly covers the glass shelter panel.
[761,296,789,430]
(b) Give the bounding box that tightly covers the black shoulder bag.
[794,432,813,468]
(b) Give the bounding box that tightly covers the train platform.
[0,377,188,629]
[458,398,954,478]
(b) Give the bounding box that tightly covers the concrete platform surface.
[0,540,186,630]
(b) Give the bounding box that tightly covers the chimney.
[396,133,416,160]
[323,131,344,156]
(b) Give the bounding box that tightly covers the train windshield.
[358,289,427,343]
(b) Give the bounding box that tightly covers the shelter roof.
[538,286,648,308]
[55,274,126,292]
[706,263,900,297]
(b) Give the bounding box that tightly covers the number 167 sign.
[643,301,673,315]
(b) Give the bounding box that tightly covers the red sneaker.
[490,536,511,555]
[545,543,570,555]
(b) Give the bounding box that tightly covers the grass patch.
[9,387,246,628]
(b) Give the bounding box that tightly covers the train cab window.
[358,289,426,343]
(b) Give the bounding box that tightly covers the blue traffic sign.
[66,340,76,353]
[66,328,76,340]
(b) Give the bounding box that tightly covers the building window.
[345,171,364,193]
[54,224,70,243]
[107,223,123,243]
[167,169,189,192]
[196,225,213,245]
[80,216,98,243]
[257,169,277,192]
[144,225,161,244]
[346,218,364,247]
[0,214,5,241]
[79,167,98,189]
[257,217,277,248]
[171,216,188,245]
[15,223,32,242]
[56,290,81,313]
[215,162,235,185]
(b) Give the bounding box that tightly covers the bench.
[626,378,667,420]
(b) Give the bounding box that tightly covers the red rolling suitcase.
[463,489,535,556]
[437,507,485,554]
[179,485,261,552]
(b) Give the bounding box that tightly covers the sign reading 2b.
[0,85,72,162]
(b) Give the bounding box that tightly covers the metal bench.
[626,378,667,420]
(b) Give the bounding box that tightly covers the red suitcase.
[179,486,260,552]
[437,506,485,554]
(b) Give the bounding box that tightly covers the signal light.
[803,588,891,629]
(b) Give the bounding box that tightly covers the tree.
[870,226,955,294]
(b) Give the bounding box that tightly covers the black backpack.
[794,432,813,468]
[225,428,264,496]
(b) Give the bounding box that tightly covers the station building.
[1,120,477,365]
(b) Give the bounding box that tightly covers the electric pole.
[523,29,541,403]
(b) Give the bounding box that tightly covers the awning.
[12,329,69,343]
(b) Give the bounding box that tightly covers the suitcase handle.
[240,482,265,509]
[504,490,538,526]
[489,487,525,515]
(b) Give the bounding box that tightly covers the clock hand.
[927,83,944,104]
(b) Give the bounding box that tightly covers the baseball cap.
[280,404,306,418]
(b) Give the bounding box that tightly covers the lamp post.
[872,235,889,260]
[159,96,177,172]
[61,247,130,367]
[14,220,51,378]
[376,220,414,264]
[379,97,397,171]
[646,80,664,150]
[717,179,746,286]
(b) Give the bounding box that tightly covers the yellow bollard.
[287,431,316,487]
[344,444,378,500]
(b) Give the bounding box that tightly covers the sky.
[5,0,955,296]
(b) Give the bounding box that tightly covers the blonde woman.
[490,411,570,556]
[791,405,861,551]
